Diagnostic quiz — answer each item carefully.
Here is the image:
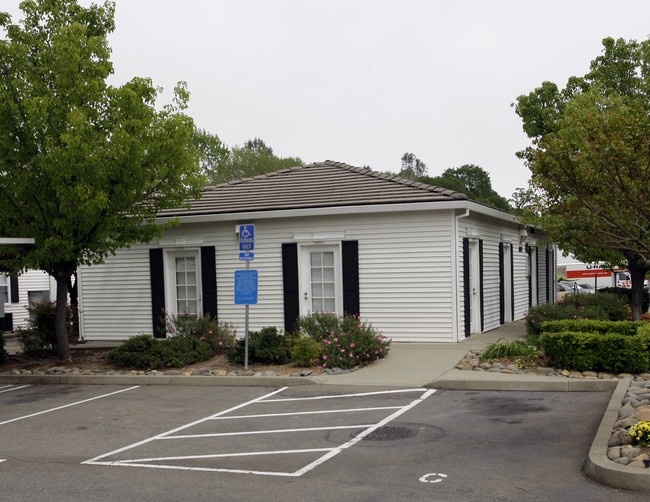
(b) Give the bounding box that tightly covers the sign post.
[236,225,256,368]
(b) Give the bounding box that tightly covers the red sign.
[566,268,613,279]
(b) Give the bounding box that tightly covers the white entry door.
[469,240,482,335]
[299,245,342,315]
[164,250,202,315]
[502,243,512,322]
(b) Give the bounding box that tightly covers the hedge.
[599,287,650,314]
[538,331,650,373]
[540,319,645,337]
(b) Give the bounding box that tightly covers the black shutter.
[10,276,19,303]
[536,246,540,305]
[149,249,166,338]
[282,243,299,333]
[499,243,504,325]
[0,313,13,332]
[510,245,515,317]
[479,239,484,333]
[201,246,218,320]
[545,248,550,303]
[342,240,360,317]
[462,238,470,338]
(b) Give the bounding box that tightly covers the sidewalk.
[311,321,566,390]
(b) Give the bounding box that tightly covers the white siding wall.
[457,215,533,335]
[79,210,456,342]
[79,207,550,343]
[78,247,154,341]
[2,270,53,329]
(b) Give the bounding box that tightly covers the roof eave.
[155,200,521,226]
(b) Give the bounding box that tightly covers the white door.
[299,245,342,315]
[529,247,538,306]
[164,250,202,315]
[469,240,482,335]
[503,243,512,322]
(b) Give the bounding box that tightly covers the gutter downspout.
[451,209,470,342]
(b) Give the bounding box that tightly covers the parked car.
[557,282,573,301]
[577,283,596,294]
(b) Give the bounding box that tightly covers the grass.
[481,338,538,360]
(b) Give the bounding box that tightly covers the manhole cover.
[353,426,417,441]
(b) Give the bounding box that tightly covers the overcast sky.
[5,0,650,199]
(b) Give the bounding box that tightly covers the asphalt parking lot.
[0,383,647,501]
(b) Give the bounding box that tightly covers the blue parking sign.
[234,270,258,304]
[239,224,255,251]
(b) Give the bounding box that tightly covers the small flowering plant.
[163,310,236,355]
[629,421,650,447]
[295,312,390,370]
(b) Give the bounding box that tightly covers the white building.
[1,270,54,331]
[77,161,556,343]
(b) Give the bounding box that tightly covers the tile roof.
[158,160,469,217]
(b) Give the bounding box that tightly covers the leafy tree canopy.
[399,152,427,179]
[0,0,204,358]
[418,164,512,212]
[201,136,303,184]
[514,36,650,319]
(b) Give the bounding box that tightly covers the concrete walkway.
[311,320,528,387]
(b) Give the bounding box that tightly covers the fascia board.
[155,200,521,227]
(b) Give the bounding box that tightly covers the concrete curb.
[0,374,318,387]
[427,370,620,392]
[584,380,650,492]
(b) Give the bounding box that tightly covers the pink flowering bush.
[295,312,391,370]
[164,311,236,355]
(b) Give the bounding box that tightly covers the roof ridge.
[322,160,469,200]
[202,160,468,201]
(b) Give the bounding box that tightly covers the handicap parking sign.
[239,224,255,251]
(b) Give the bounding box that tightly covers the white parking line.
[209,406,403,420]
[83,387,437,477]
[165,424,373,440]
[292,389,436,477]
[0,385,31,394]
[83,387,288,466]
[0,386,140,426]
[262,388,428,402]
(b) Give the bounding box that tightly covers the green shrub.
[599,287,650,313]
[16,301,79,356]
[481,338,538,360]
[538,331,650,373]
[289,332,321,367]
[540,319,645,336]
[561,292,628,321]
[107,334,212,369]
[226,327,292,365]
[295,312,391,370]
[165,312,236,356]
[525,294,627,343]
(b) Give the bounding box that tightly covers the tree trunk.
[627,257,648,321]
[54,272,72,361]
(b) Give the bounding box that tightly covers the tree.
[0,0,204,359]
[514,37,650,319]
[205,137,303,184]
[399,152,427,179]
[418,164,512,211]
[190,128,229,185]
